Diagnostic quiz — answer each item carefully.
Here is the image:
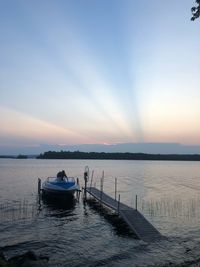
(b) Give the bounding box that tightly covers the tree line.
[0,154,27,159]
[37,151,200,161]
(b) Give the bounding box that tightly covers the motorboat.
[42,176,80,197]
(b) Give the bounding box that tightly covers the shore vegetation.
[37,151,200,161]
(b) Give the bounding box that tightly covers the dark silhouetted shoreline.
[37,151,200,161]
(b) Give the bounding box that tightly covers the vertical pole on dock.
[115,178,117,201]
[76,178,80,200]
[117,194,120,215]
[100,177,102,204]
[77,177,79,186]
[102,171,104,193]
[100,171,104,204]
[38,178,41,195]
[135,195,138,211]
[90,170,94,192]
[84,170,88,199]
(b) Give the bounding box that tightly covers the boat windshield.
[47,177,76,183]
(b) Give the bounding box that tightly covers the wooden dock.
[85,187,163,243]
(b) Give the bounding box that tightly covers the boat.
[42,176,80,197]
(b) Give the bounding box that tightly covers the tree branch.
[191,0,200,20]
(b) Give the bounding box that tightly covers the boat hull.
[42,177,80,197]
[42,187,77,196]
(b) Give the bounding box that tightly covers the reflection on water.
[40,194,77,219]
[85,198,137,238]
[1,159,200,266]
[0,195,77,223]
[0,199,38,223]
[141,197,200,219]
[2,194,200,237]
[41,194,76,210]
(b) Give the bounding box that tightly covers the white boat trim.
[42,176,80,196]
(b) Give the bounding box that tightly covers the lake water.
[1,159,200,266]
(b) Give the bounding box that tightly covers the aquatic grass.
[138,196,200,220]
[85,172,200,222]
[0,200,39,223]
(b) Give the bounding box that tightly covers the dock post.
[84,171,88,199]
[90,170,94,192]
[38,178,41,195]
[117,194,120,215]
[84,166,89,199]
[100,177,102,204]
[135,195,138,211]
[77,177,79,186]
[100,171,104,204]
[76,178,80,200]
[115,178,117,201]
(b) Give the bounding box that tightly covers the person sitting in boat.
[57,170,68,181]
[61,170,68,180]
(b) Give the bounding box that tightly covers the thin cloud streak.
[0,106,94,145]
[19,0,141,140]
[0,0,200,150]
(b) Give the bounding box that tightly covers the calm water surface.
[0,159,200,266]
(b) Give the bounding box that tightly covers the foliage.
[191,0,200,20]
[16,154,27,159]
[0,259,7,267]
[0,156,15,159]
[0,155,27,159]
[37,151,200,161]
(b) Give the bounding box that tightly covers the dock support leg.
[38,178,41,195]
[115,178,117,201]
[90,170,94,192]
[84,168,89,200]
[76,178,80,201]
[100,171,104,205]
[84,175,87,199]
[135,195,138,211]
[117,194,120,215]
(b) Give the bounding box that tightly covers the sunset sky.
[0,0,200,152]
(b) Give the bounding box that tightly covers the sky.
[0,0,200,153]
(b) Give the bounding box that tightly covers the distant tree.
[16,154,27,159]
[191,0,200,20]
[37,150,200,161]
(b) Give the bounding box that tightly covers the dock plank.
[119,209,162,242]
[86,187,163,242]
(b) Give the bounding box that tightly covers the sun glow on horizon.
[0,0,200,152]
